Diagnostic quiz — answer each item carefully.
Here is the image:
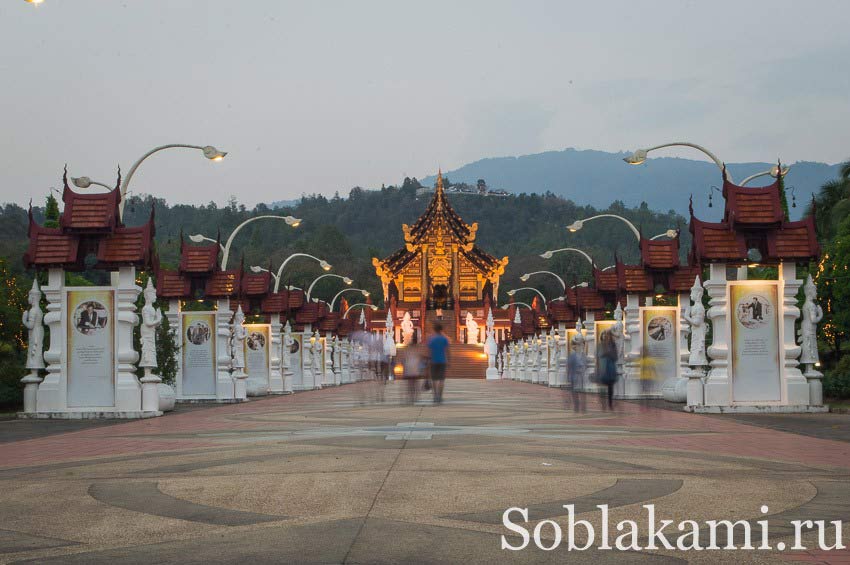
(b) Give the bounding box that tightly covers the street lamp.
[566,214,641,241]
[344,303,378,318]
[251,253,331,293]
[506,287,547,309]
[624,141,787,186]
[501,302,532,310]
[649,229,679,240]
[539,247,596,267]
[306,274,352,302]
[190,214,302,271]
[190,234,226,252]
[71,144,227,219]
[520,271,566,292]
[330,288,370,311]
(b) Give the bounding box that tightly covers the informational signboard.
[566,328,586,357]
[67,288,115,407]
[181,311,217,396]
[640,307,679,385]
[594,320,616,378]
[730,281,782,402]
[244,324,271,386]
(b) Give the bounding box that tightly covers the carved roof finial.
[436,169,444,192]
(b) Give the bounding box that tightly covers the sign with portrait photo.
[181,311,217,396]
[289,333,303,384]
[640,307,679,384]
[594,320,616,378]
[244,324,271,385]
[566,328,586,357]
[67,288,115,407]
[730,281,781,402]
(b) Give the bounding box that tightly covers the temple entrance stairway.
[421,309,487,379]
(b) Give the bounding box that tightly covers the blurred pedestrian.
[402,344,427,404]
[597,329,618,410]
[639,346,658,411]
[567,335,587,412]
[427,322,450,404]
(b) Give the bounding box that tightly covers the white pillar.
[618,295,643,398]
[268,313,284,393]
[215,298,236,400]
[703,263,729,406]
[779,262,810,405]
[115,266,142,412]
[166,299,183,397]
[36,269,64,412]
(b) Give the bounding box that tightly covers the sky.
[1,0,848,207]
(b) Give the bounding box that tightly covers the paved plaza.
[1,380,849,564]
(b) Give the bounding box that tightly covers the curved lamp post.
[330,288,370,311]
[190,215,303,272]
[506,287,548,309]
[306,274,352,302]
[539,247,596,267]
[344,303,378,318]
[72,144,227,219]
[251,254,332,293]
[624,141,788,186]
[501,302,532,310]
[566,214,641,241]
[520,271,566,292]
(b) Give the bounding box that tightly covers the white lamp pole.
[191,234,226,252]
[330,288,370,311]
[506,287,548,309]
[306,274,353,302]
[72,144,227,219]
[191,218,304,272]
[649,229,679,240]
[267,254,331,293]
[520,271,566,292]
[502,302,532,310]
[566,214,641,241]
[344,303,378,318]
[740,164,790,186]
[539,247,596,267]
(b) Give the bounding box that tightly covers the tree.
[0,258,28,409]
[44,194,60,228]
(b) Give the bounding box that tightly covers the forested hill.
[0,186,688,304]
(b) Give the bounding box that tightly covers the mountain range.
[421,148,842,221]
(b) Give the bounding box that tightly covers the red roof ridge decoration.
[59,167,122,233]
[640,234,680,270]
[721,167,784,228]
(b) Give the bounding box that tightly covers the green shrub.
[824,355,850,400]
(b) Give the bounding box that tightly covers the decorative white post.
[139,279,163,413]
[616,300,639,397]
[780,262,810,405]
[546,328,557,386]
[703,263,730,405]
[384,312,396,379]
[330,334,341,386]
[35,268,63,413]
[115,266,143,412]
[20,279,45,413]
[312,329,324,389]
[800,275,824,405]
[231,305,248,400]
[216,298,235,400]
[281,320,294,393]
[268,313,284,393]
[584,310,597,390]
[165,299,182,397]
[302,328,314,390]
[341,337,351,384]
[573,318,588,390]
[485,309,498,380]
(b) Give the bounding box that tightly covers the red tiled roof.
[60,185,120,233]
[179,243,219,273]
[156,269,192,298]
[640,237,680,270]
[723,175,784,227]
[23,219,79,268]
[569,287,606,311]
[690,217,748,262]
[319,312,340,332]
[337,319,353,337]
[594,268,618,292]
[288,289,305,310]
[205,270,240,297]
[668,265,703,292]
[295,302,320,324]
[96,223,154,268]
[547,300,577,323]
[241,271,271,296]
[229,297,252,314]
[618,264,653,293]
[767,216,820,261]
[261,291,289,313]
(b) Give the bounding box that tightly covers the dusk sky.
[2,0,848,207]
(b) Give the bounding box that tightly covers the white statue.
[401,311,415,344]
[466,312,479,344]
[139,279,162,369]
[613,303,625,366]
[22,279,45,370]
[800,275,823,367]
[282,320,294,370]
[682,276,708,367]
[231,305,247,371]
[573,319,585,351]
[312,329,323,370]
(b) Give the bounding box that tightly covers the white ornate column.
[341,338,351,384]
[36,268,65,412]
[215,298,235,400]
[268,313,284,393]
[165,299,183,397]
[618,299,641,398]
[583,311,597,391]
[115,266,142,412]
[779,262,810,405]
[281,320,295,393]
[557,324,568,387]
[329,334,340,386]
[703,263,730,406]
[678,291,691,379]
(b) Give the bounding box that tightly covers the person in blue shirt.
[426,322,450,404]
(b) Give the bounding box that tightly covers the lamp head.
[250,265,263,273]
[361,290,370,297]
[188,234,206,243]
[71,176,92,189]
[342,277,353,285]
[26,0,45,4]
[370,305,378,311]
[284,216,302,227]
[202,146,227,161]
[770,164,790,178]
[577,282,589,288]
[507,290,516,297]
[320,260,332,271]
[520,274,530,282]
[567,220,583,232]
[623,148,648,165]
[665,229,678,239]
[540,250,554,259]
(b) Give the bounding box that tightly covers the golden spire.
[436,169,443,192]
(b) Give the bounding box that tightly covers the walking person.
[426,322,450,404]
[596,329,618,410]
[402,344,426,404]
[567,335,587,413]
